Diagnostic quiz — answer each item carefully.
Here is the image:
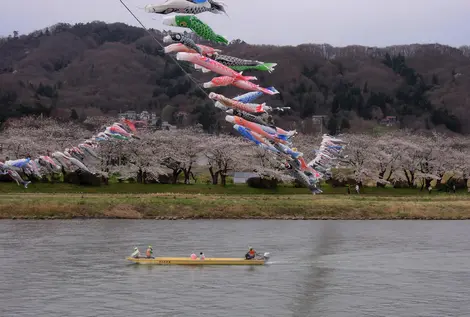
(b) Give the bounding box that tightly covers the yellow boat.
[126,252,270,266]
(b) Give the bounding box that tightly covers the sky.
[1,0,470,47]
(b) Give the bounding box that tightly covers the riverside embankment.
[1,192,469,220]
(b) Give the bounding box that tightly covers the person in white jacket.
[131,247,140,258]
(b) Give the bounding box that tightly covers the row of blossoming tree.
[1,116,469,189]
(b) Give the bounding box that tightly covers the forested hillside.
[1,21,470,134]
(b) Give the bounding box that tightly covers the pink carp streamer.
[176,52,257,82]
[203,76,279,95]
[164,43,221,56]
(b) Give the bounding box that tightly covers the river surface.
[1,220,469,317]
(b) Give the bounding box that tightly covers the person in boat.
[131,247,140,258]
[190,252,197,260]
[245,247,256,260]
[146,246,154,258]
[199,252,205,260]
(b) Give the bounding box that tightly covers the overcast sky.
[1,0,469,47]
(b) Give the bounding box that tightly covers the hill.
[1,21,470,134]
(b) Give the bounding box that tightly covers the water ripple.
[1,220,470,316]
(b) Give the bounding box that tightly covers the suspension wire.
[118,0,211,98]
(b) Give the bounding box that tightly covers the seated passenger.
[131,247,140,258]
[245,247,256,260]
[146,246,154,258]
[199,252,205,260]
[190,252,197,260]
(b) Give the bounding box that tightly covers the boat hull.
[126,256,266,265]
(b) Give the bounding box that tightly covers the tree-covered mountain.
[1,21,470,135]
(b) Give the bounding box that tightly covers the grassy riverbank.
[1,191,470,220]
[0,182,465,196]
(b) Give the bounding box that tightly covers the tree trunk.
[220,164,229,186]
[404,169,415,188]
[410,171,416,188]
[183,166,192,184]
[446,175,454,186]
[190,171,197,183]
[183,171,190,184]
[171,169,182,184]
[421,178,432,191]
[220,173,227,186]
[212,173,219,185]
[376,170,386,187]
[425,178,432,189]
[209,166,219,185]
[137,168,143,183]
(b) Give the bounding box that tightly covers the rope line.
[118,0,210,98]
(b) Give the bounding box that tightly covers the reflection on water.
[1,220,470,317]
[291,221,342,317]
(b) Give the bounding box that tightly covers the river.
[1,220,469,316]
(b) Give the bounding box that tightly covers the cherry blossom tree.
[336,133,384,186]
[248,147,294,183]
[106,130,169,183]
[99,139,132,179]
[237,132,323,184]
[373,132,406,186]
[204,134,250,186]
[158,127,206,184]
[394,134,423,188]
[439,135,470,188]
[1,116,89,159]
[290,133,321,165]
[398,133,452,190]
[427,133,459,188]
[381,132,459,189]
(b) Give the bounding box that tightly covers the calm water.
[1,220,470,317]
